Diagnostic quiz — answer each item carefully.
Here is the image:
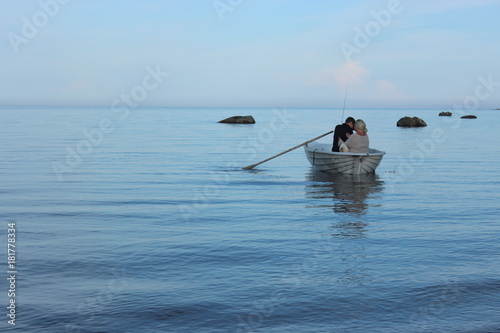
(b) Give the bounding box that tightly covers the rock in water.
[439,111,452,116]
[218,115,256,124]
[397,116,427,127]
[461,115,477,119]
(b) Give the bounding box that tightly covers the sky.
[1,0,500,109]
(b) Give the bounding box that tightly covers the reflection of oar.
[243,131,333,170]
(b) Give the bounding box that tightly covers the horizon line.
[2,105,497,110]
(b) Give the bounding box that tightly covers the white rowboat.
[304,142,386,174]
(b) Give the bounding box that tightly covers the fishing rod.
[340,86,348,123]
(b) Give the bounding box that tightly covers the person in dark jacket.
[332,117,355,152]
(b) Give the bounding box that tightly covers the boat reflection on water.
[305,170,384,238]
[304,170,384,286]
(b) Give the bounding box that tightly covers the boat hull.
[304,142,385,174]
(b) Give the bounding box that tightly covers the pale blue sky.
[1,0,500,108]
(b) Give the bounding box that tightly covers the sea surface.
[0,106,499,333]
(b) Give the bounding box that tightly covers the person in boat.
[344,119,369,153]
[332,117,355,152]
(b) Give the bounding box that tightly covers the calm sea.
[0,106,499,333]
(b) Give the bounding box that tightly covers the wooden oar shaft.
[243,130,333,170]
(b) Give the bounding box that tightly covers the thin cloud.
[374,79,406,100]
[306,61,409,103]
[335,60,370,89]
[303,61,370,89]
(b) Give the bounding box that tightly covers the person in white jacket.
[344,119,369,153]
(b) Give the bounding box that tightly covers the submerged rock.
[461,115,477,119]
[439,111,452,116]
[397,116,427,127]
[218,115,255,124]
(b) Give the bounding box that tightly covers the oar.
[243,130,333,170]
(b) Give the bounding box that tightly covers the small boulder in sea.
[397,116,427,127]
[461,115,477,119]
[439,111,452,116]
[218,115,256,124]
